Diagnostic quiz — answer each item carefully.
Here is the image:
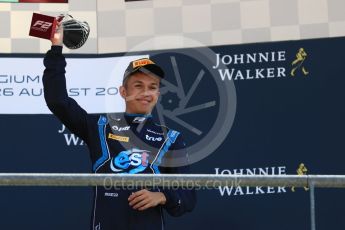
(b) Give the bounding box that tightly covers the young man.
[43,22,196,230]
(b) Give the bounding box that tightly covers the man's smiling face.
[120,72,160,115]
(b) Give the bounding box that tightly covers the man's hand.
[51,21,63,46]
[128,189,166,211]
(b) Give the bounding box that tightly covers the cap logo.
[132,59,155,68]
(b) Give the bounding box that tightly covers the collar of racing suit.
[124,113,152,118]
[107,113,154,126]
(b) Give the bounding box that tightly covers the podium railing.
[1,173,344,230]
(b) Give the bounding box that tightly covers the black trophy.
[59,14,90,49]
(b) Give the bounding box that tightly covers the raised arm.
[43,21,89,143]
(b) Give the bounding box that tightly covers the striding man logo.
[291,48,309,76]
[291,163,309,192]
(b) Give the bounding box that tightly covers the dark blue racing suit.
[43,46,196,230]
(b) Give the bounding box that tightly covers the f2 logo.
[33,20,52,29]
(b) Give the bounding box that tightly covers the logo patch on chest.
[111,126,130,132]
[145,135,163,142]
[110,148,150,174]
[108,133,129,142]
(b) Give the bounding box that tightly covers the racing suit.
[42,46,196,230]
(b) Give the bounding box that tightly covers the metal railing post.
[309,181,316,230]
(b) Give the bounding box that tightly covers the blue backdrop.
[1,37,345,230]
